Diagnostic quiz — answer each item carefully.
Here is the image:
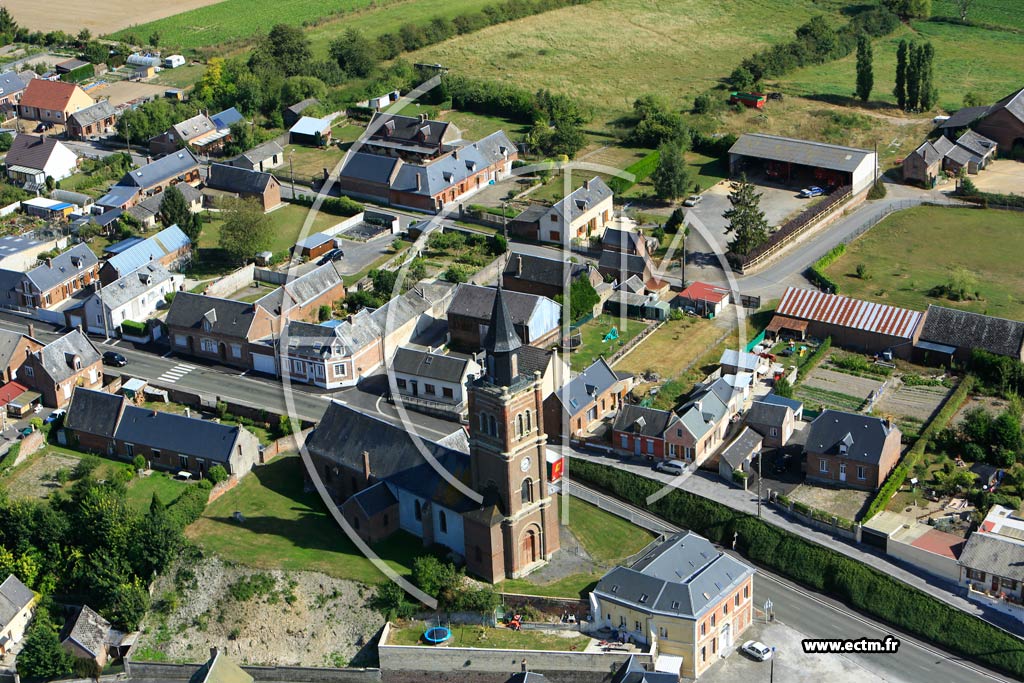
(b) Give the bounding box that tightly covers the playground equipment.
[507,614,523,631]
[423,619,452,645]
[602,327,619,343]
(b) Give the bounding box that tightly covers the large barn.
[728,133,878,195]
[766,286,923,358]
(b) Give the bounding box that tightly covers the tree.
[963,91,985,107]
[280,76,326,107]
[567,276,600,322]
[728,65,758,93]
[218,198,272,264]
[329,29,379,77]
[855,34,873,103]
[906,42,922,111]
[919,42,938,111]
[255,24,312,77]
[894,39,908,111]
[774,376,794,399]
[652,143,690,202]
[130,495,182,579]
[159,185,202,243]
[17,611,73,680]
[936,468,976,495]
[0,131,12,152]
[955,0,975,21]
[962,406,992,445]
[208,465,228,484]
[0,7,18,40]
[149,31,160,49]
[665,207,685,234]
[946,266,978,301]
[723,175,770,256]
[629,95,689,148]
[991,411,1023,455]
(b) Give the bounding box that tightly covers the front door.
[839,463,847,482]
[521,530,537,565]
[721,623,732,651]
[410,380,418,396]
[992,575,1001,593]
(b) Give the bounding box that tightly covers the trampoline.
[423,625,452,645]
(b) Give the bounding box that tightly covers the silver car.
[742,640,773,661]
[683,194,703,207]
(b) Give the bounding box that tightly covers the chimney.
[150,409,157,417]
[27,323,34,339]
[146,156,152,164]
[362,450,371,480]
[584,179,591,190]
[415,173,422,192]
[452,148,458,160]
[185,406,190,418]
[516,255,523,277]
[45,258,52,268]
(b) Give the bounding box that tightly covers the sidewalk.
[566,446,1024,638]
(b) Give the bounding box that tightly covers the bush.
[121,319,147,336]
[801,337,832,375]
[608,151,659,195]
[72,454,100,480]
[216,401,228,419]
[167,485,209,527]
[208,465,228,484]
[133,454,146,471]
[867,179,887,199]
[318,304,331,322]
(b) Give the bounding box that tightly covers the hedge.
[167,486,209,528]
[570,458,1024,678]
[958,191,1024,210]
[290,195,363,217]
[806,244,845,293]
[120,320,147,335]
[608,151,659,194]
[800,336,831,376]
[863,375,976,520]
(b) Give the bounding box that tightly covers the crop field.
[824,206,1024,320]
[3,0,221,35]
[777,15,1024,112]
[409,0,841,125]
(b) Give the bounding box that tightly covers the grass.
[615,317,725,380]
[186,454,421,584]
[126,472,189,512]
[273,144,345,186]
[150,64,207,88]
[387,621,591,650]
[823,206,1024,320]
[409,0,840,126]
[570,314,648,371]
[560,495,655,564]
[933,0,1024,31]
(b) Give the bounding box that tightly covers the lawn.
[272,145,345,187]
[570,315,649,372]
[409,0,842,126]
[823,206,1024,320]
[186,454,421,584]
[150,64,207,89]
[615,317,726,381]
[559,495,655,564]
[387,621,591,650]
[125,472,189,512]
[932,0,1024,31]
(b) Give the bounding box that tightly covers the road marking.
[156,363,195,384]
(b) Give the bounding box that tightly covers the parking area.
[970,159,1024,196]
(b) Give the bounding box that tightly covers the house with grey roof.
[60,604,117,667]
[275,310,383,389]
[390,347,481,419]
[717,426,762,485]
[253,261,345,322]
[99,224,192,284]
[5,133,78,189]
[78,262,182,337]
[447,284,560,350]
[104,150,201,208]
[612,404,680,459]
[545,357,627,443]
[229,140,284,172]
[805,410,902,491]
[502,251,600,302]
[744,399,797,448]
[974,87,1024,154]
[664,382,735,468]
[510,177,614,244]
[0,574,35,656]
[363,111,461,161]
[22,329,102,408]
[66,100,117,140]
[204,163,282,212]
[17,243,99,310]
[284,98,319,128]
[150,112,230,156]
[590,531,756,680]
[0,70,32,112]
[958,505,1024,621]
[125,183,203,228]
[915,305,1024,363]
[166,292,277,370]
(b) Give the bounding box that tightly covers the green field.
[932,0,1024,31]
[125,472,190,512]
[824,206,1024,320]
[777,16,1024,112]
[150,63,207,89]
[570,315,648,372]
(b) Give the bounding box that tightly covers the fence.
[606,320,662,367]
[563,480,679,535]
[125,660,381,682]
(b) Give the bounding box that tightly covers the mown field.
[824,206,1024,320]
[932,0,1024,32]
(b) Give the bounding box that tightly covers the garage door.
[251,354,277,376]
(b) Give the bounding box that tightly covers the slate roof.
[937,105,989,130]
[931,135,956,156]
[806,410,896,463]
[759,393,803,413]
[391,130,514,198]
[5,134,73,171]
[166,292,259,340]
[776,286,922,340]
[613,404,677,438]
[367,112,453,147]
[944,143,977,167]
[556,357,619,417]
[36,330,101,384]
[483,284,521,356]
[236,140,283,166]
[115,404,244,463]
[255,262,343,315]
[909,140,942,166]
[984,87,1024,126]
[729,133,874,173]
[96,185,138,209]
[550,177,612,224]
[448,284,550,325]
[172,113,217,142]
[745,400,791,434]
[593,531,755,620]
[720,427,762,469]
[285,311,379,358]
[206,163,275,195]
[99,263,175,310]
[503,252,585,289]
[338,151,401,184]
[126,183,202,222]
[601,228,644,253]
[350,481,398,517]
[918,305,1024,358]
[392,347,471,383]
[612,655,677,683]
[677,388,729,440]
[0,71,28,99]
[119,150,200,189]
[0,329,29,372]
[286,98,318,115]
[25,244,97,293]
[19,79,86,112]
[599,250,649,277]
[0,574,34,628]
[956,130,997,158]
[104,224,190,277]
[959,532,1024,582]
[65,387,126,438]
[512,203,550,225]
[62,605,110,658]
[67,100,116,129]
[518,345,552,378]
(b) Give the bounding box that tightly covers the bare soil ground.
[971,160,1024,196]
[953,395,1012,425]
[2,0,225,35]
[875,380,952,424]
[135,556,384,667]
[89,80,167,107]
[3,452,77,501]
[789,484,871,521]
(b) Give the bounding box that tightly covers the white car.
[683,194,703,207]
[742,640,773,661]
[933,115,950,124]
[654,460,684,476]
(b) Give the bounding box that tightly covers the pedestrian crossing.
[156,363,196,384]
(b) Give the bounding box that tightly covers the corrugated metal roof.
[776,287,922,340]
[104,224,190,276]
[729,133,874,173]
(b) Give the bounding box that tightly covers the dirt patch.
[874,380,952,424]
[789,484,870,521]
[953,395,1011,426]
[136,556,384,667]
[3,452,77,501]
[795,367,882,413]
[1,0,225,34]
[89,80,167,108]
[971,159,1024,197]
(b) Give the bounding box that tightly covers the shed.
[289,116,332,146]
[676,281,730,318]
[728,133,878,195]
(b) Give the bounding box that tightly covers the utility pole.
[289,151,296,199]
[873,141,878,188]
[501,199,508,238]
[125,120,131,156]
[757,448,762,518]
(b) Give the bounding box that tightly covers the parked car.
[933,115,950,124]
[683,194,703,207]
[103,351,128,367]
[17,426,33,439]
[742,641,773,661]
[654,460,685,476]
[318,248,344,265]
[798,186,824,198]
[44,409,66,425]
[34,121,53,133]
[773,452,793,474]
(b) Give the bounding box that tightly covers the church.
[305,285,561,582]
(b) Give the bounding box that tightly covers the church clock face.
[520,456,531,472]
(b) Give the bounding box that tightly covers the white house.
[5,134,78,188]
[390,347,481,420]
[959,504,1024,622]
[0,574,36,656]
[537,177,614,244]
[79,263,182,337]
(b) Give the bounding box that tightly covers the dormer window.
[203,319,212,333]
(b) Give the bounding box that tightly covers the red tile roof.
[776,286,923,340]
[0,381,27,406]
[19,79,83,112]
[910,528,966,559]
[678,281,730,304]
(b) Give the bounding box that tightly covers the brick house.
[22,329,103,408]
[958,504,1024,620]
[362,112,461,161]
[165,292,277,369]
[17,79,93,123]
[502,251,602,302]
[509,177,614,244]
[253,261,345,323]
[545,357,627,443]
[276,311,382,388]
[0,574,36,657]
[744,398,798,448]
[97,150,201,210]
[914,305,1024,364]
[804,410,902,490]
[447,284,560,351]
[590,532,756,680]
[66,100,117,140]
[612,404,679,459]
[99,224,192,284]
[973,87,1024,155]
[204,163,282,212]
[0,71,34,114]
[65,387,260,479]
[60,605,115,668]
[0,328,43,384]
[669,380,734,468]
[16,244,99,309]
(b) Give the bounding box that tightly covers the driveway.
[971,159,1024,196]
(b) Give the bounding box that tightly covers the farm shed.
[728,133,878,195]
[675,281,730,318]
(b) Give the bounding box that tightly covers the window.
[634,620,640,632]
[587,407,597,422]
[152,449,161,461]
[334,364,347,376]
[439,510,447,533]
[125,443,134,457]
[712,637,717,654]
[734,593,740,607]
[424,383,436,395]
[699,622,706,637]
[723,602,729,616]
[521,478,533,504]
[744,585,749,599]
[179,455,189,470]
[517,413,524,437]
[770,427,778,437]
[621,434,629,449]
[646,439,654,454]
[819,459,829,473]
[442,387,454,399]
[857,466,866,480]
[352,516,360,530]
[414,500,422,521]
[967,568,986,582]
[710,614,716,628]
[382,514,389,526]
[201,338,217,353]
[701,646,706,663]
[677,428,683,437]
[396,378,407,389]
[488,415,497,436]
[230,343,242,358]
[659,626,668,638]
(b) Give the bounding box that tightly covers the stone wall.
[204,263,256,298]
[125,660,382,683]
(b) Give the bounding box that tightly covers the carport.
[728,133,878,194]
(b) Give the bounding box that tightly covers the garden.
[567,314,649,372]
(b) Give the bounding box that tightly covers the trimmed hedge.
[608,151,660,195]
[290,195,363,217]
[800,336,831,376]
[958,191,1024,210]
[167,485,209,528]
[570,458,1024,678]
[806,244,845,293]
[863,375,975,520]
[120,320,147,335]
